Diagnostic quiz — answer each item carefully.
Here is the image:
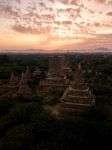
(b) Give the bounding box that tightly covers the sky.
[0,0,112,52]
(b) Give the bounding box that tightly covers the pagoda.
[17,69,32,97]
[9,72,18,87]
[40,56,71,91]
[33,66,41,76]
[8,72,19,96]
[0,72,18,99]
[24,66,32,80]
[60,64,95,115]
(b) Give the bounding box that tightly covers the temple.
[8,72,19,97]
[0,72,19,99]
[0,66,33,99]
[33,66,41,76]
[17,67,32,97]
[24,65,32,80]
[60,64,95,115]
[40,55,72,91]
[9,72,18,87]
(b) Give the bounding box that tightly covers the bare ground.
[43,103,61,119]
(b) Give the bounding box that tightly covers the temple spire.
[17,71,32,97]
[9,72,18,86]
[33,66,41,76]
[24,65,31,80]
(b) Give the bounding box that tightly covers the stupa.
[60,64,95,114]
[33,66,41,76]
[40,56,71,91]
[17,71,32,97]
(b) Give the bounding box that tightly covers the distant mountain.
[0,49,47,54]
[93,47,112,52]
[0,47,111,54]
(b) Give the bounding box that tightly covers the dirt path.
[43,103,61,118]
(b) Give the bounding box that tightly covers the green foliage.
[0,124,34,150]
[42,91,63,105]
[0,98,15,117]
[28,76,42,90]
[82,104,108,121]
[0,55,9,65]
[94,84,112,96]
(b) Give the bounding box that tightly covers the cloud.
[12,24,51,35]
[54,20,72,26]
[106,12,112,16]
[49,0,55,3]
[87,8,95,14]
[69,0,79,5]
[46,7,53,11]
[15,0,21,4]
[99,11,103,14]
[42,14,54,20]
[39,2,46,8]
[94,0,106,3]
[0,0,21,20]
[78,33,112,49]
[56,0,79,5]
[12,24,40,34]
[56,0,68,4]
[94,22,100,27]
[0,2,20,18]
[95,33,112,46]
[57,7,82,19]
[84,22,112,28]
[108,0,112,4]
[75,23,96,35]
[102,23,112,27]
[62,21,72,25]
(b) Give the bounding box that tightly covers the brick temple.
[17,72,32,97]
[59,64,95,115]
[0,66,38,98]
[0,72,19,99]
[40,55,72,91]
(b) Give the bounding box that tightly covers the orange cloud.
[56,0,79,5]
[62,21,72,25]
[39,2,46,8]
[42,14,54,20]
[12,24,51,35]
[49,0,55,3]
[108,0,112,5]
[94,0,106,3]
[106,12,112,16]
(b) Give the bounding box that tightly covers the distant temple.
[33,66,41,76]
[40,55,72,91]
[17,71,32,97]
[0,72,18,99]
[0,66,39,99]
[59,64,95,115]
[9,72,18,87]
[8,72,19,96]
[24,66,32,80]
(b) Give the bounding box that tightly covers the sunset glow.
[0,0,112,51]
